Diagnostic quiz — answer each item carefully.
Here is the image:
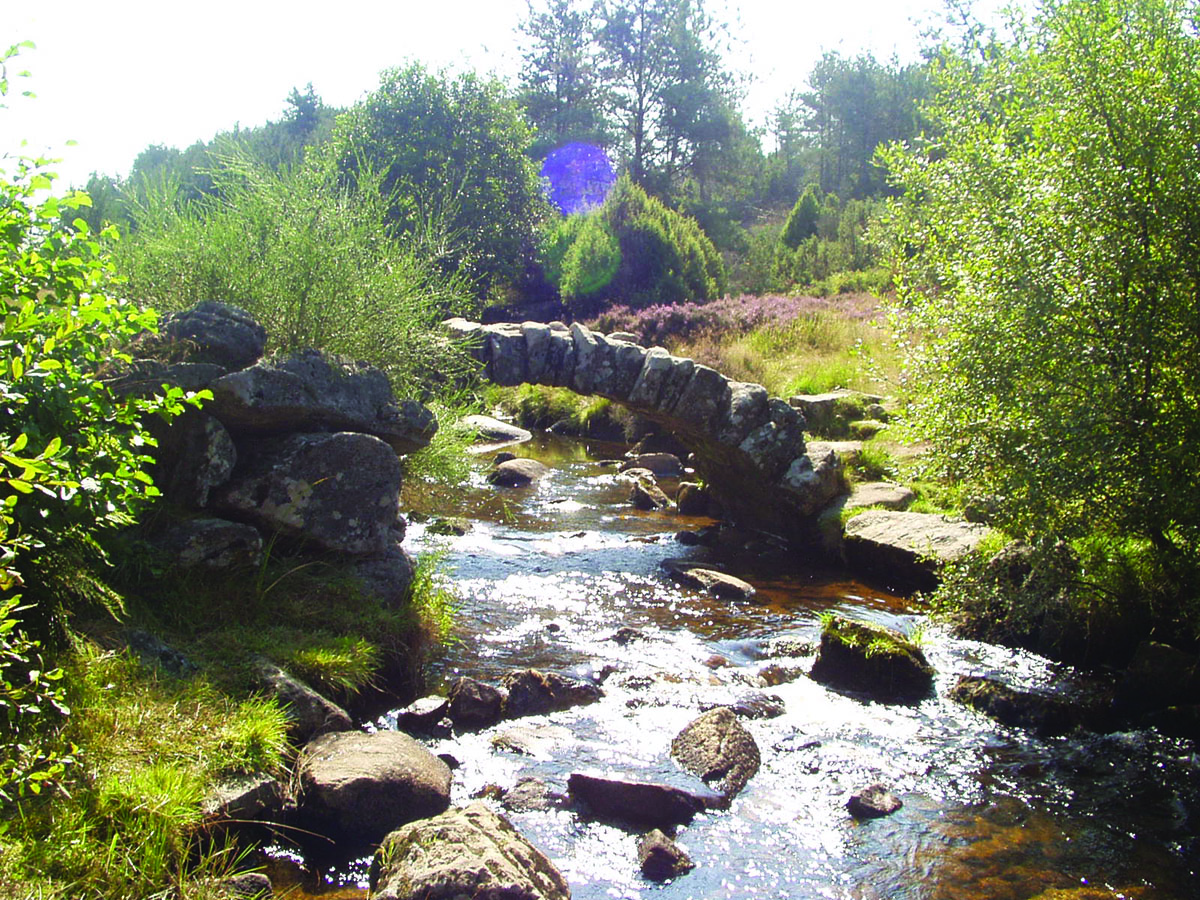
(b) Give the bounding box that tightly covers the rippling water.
[287,433,1199,899]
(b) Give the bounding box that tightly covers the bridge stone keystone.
[671,364,732,433]
[655,356,696,416]
[627,348,673,410]
[569,323,601,394]
[487,325,528,386]
[719,382,771,446]
[522,322,553,383]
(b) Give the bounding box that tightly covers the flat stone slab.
[846,482,916,511]
[843,510,989,591]
[661,559,756,600]
[461,414,532,445]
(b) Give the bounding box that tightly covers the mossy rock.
[809,615,935,704]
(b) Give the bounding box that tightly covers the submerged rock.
[809,615,935,704]
[638,829,695,882]
[369,802,570,900]
[671,706,761,801]
[661,559,755,600]
[501,669,603,718]
[488,457,550,487]
[296,730,451,846]
[567,772,720,829]
[847,783,903,819]
[950,675,1081,737]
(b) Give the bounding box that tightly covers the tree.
[284,82,323,140]
[518,0,609,156]
[596,0,738,194]
[803,51,928,198]
[880,0,1200,587]
[326,63,548,295]
[781,183,820,249]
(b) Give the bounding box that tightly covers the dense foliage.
[0,43,203,805]
[541,174,725,315]
[326,63,547,295]
[881,0,1200,597]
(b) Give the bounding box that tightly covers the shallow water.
[285,433,1199,899]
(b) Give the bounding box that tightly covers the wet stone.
[447,676,506,729]
[671,706,761,801]
[847,783,903,819]
[568,772,721,830]
[638,829,696,882]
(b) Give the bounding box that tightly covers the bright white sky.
[1,0,987,188]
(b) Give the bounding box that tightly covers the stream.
[284,432,1200,899]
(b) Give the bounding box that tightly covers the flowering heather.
[588,293,882,346]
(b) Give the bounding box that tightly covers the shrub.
[117,149,477,396]
[542,175,726,316]
[781,183,821,249]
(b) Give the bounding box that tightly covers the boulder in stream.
[447,676,506,729]
[638,829,695,882]
[461,414,533,445]
[670,706,761,801]
[488,457,550,487]
[501,669,603,718]
[620,453,683,477]
[950,675,1081,737]
[661,559,756,600]
[626,470,672,510]
[568,772,721,830]
[847,783,903,819]
[295,730,451,846]
[809,615,935,704]
[369,802,570,900]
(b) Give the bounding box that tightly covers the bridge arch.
[446,318,845,545]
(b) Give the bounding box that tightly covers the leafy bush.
[117,149,477,396]
[542,174,726,316]
[879,0,1200,598]
[0,44,197,810]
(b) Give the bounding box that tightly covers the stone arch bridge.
[446,318,845,545]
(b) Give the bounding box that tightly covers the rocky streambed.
[257,431,1198,900]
